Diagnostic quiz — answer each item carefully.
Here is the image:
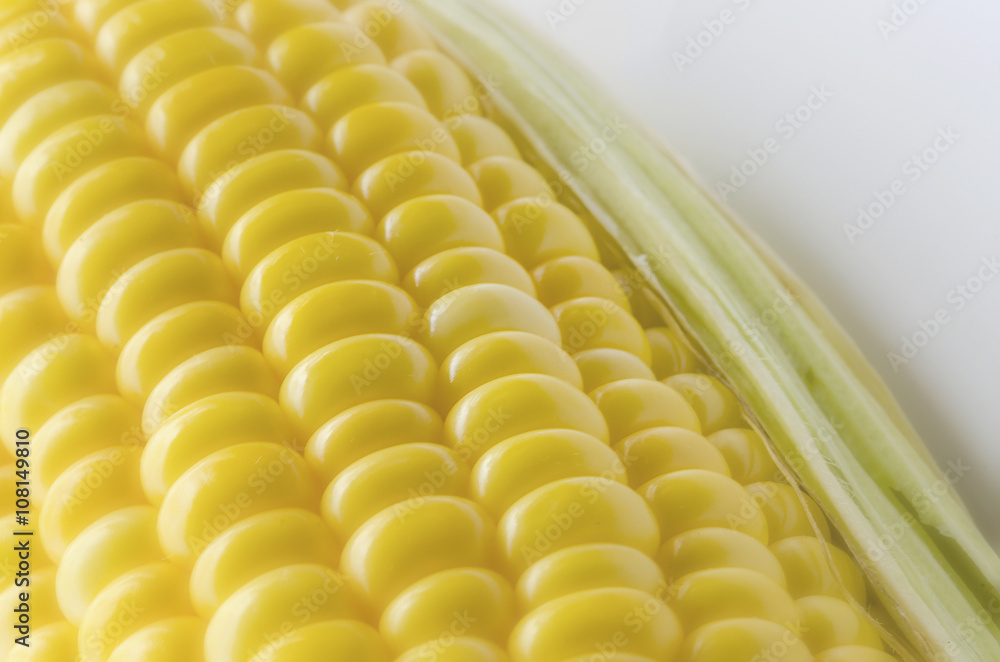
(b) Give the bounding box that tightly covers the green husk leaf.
[405,1,1000,659]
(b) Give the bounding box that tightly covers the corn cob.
[0,1,993,662]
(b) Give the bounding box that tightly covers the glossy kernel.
[471,429,624,519]
[445,374,609,461]
[498,478,660,576]
[707,428,780,485]
[377,194,503,273]
[573,347,656,391]
[380,568,515,652]
[280,334,436,437]
[222,187,374,279]
[615,426,731,487]
[745,482,832,542]
[353,150,482,220]
[322,443,468,540]
[657,528,787,588]
[141,393,296,504]
[667,567,797,632]
[402,247,535,308]
[469,157,552,211]
[646,327,704,379]
[391,49,482,119]
[157,442,317,563]
[493,199,600,268]
[533,256,631,311]
[420,283,561,361]
[341,496,494,611]
[263,280,418,375]
[332,102,460,179]
[796,595,884,653]
[663,373,744,435]
[770,536,867,604]
[640,469,769,544]
[678,618,812,662]
[553,297,651,362]
[509,588,682,662]
[305,399,443,482]
[438,331,582,409]
[591,378,702,443]
[516,543,665,611]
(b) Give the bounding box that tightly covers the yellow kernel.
[471,429,624,519]
[516,543,665,611]
[377,194,502,272]
[322,443,468,540]
[306,399,443,482]
[141,345,279,435]
[420,283,561,361]
[493,199,600,268]
[141,393,296,504]
[281,334,435,437]
[206,564,362,662]
[230,620,388,662]
[657,528,787,588]
[449,115,520,165]
[771,536,867,603]
[667,567,797,632]
[745,482,832,542]
[157,442,317,563]
[332,102,460,179]
[438,331,582,409]
[353,150,482,220]
[397,638,507,662]
[234,0,340,49]
[533,255,631,311]
[509,588,682,662]
[797,595,884,653]
[305,63,428,129]
[189,509,340,618]
[392,48,483,119]
[678,618,812,662]
[267,21,386,97]
[341,496,494,610]
[43,157,184,265]
[707,428,780,484]
[641,469,769,544]
[574,347,656,391]
[241,231,398,329]
[615,426,731,487]
[198,150,347,249]
[263,280,418,375]
[222,188,374,279]
[591,378,702,443]
[402,247,536,308]
[343,0,437,60]
[381,568,515,651]
[663,373,744,435]
[470,156,552,211]
[445,374,609,461]
[646,326,704,378]
[498,478,659,576]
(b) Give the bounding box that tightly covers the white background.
[500,0,1000,545]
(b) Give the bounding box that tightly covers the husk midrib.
[405,0,1000,659]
